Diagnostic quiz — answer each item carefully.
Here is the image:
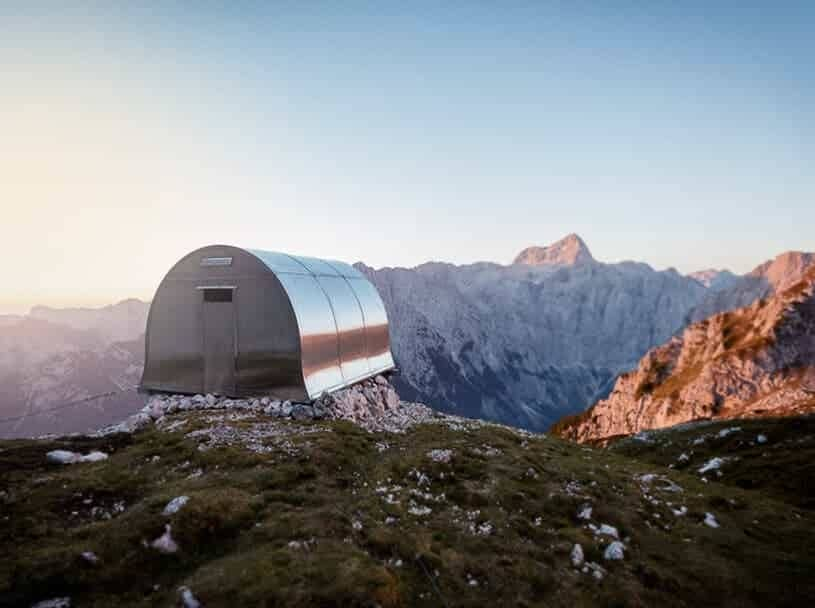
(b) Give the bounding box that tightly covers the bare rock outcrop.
[556,266,815,442]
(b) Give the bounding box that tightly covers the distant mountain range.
[1,236,812,437]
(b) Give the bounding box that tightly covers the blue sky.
[2,2,813,312]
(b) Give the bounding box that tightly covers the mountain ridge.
[554,263,815,442]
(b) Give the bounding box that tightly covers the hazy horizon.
[4,4,813,314]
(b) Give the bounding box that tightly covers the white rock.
[151,524,179,553]
[677,452,690,463]
[79,451,108,463]
[698,457,728,474]
[427,449,453,463]
[178,586,201,608]
[756,434,768,444]
[408,504,432,516]
[570,543,584,567]
[80,551,98,564]
[46,450,80,464]
[31,599,71,608]
[596,524,619,539]
[603,541,625,560]
[704,513,720,528]
[577,505,593,520]
[47,450,107,464]
[163,496,189,516]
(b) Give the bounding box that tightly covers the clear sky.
[2,2,813,313]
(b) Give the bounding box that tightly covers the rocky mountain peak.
[749,251,815,292]
[513,233,594,267]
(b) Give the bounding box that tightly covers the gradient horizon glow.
[2,3,813,314]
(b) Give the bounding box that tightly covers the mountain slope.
[687,269,739,291]
[554,265,815,443]
[29,299,150,344]
[1,408,813,606]
[361,234,708,430]
[689,251,814,323]
[0,318,145,439]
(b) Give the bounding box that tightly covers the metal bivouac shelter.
[140,245,395,400]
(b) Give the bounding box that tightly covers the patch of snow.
[163,496,189,516]
[717,427,741,438]
[80,551,98,564]
[756,434,768,444]
[704,513,720,528]
[677,452,690,463]
[672,506,688,516]
[577,505,593,520]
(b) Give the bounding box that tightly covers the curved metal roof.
[247,249,394,398]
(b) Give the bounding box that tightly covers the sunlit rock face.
[688,251,815,323]
[558,265,815,443]
[359,234,710,431]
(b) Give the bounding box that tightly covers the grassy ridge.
[1,412,814,607]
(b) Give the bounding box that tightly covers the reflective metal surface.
[141,245,394,401]
[247,248,396,398]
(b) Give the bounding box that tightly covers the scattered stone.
[31,599,71,608]
[408,504,432,516]
[704,513,720,528]
[46,450,108,464]
[698,457,728,475]
[476,521,493,536]
[427,449,453,463]
[583,562,606,580]
[151,524,179,553]
[596,524,619,539]
[178,586,201,608]
[570,543,584,567]
[604,541,625,560]
[162,496,189,516]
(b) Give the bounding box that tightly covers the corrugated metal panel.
[247,248,394,398]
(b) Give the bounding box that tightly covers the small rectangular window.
[203,288,233,302]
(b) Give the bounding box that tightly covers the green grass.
[1,412,814,606]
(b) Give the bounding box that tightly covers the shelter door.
[202,288,236,395]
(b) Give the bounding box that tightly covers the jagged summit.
[513,233,594,267]
[748,250,815,292]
